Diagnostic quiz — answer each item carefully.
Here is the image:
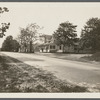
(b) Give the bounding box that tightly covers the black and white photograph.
[0,2,100,94]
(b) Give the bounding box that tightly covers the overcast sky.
[0,2,100,47]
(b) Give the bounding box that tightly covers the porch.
[38,43,63,53]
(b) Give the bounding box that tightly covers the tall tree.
[80,17,100,53]
[0,7,10,38]
[53,21,77,52]
[12,40,20,52]
[17,23,41,53]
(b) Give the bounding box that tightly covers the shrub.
[50,49,57,53]
[91,52,100,61]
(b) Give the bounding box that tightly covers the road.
[1,52,100,88]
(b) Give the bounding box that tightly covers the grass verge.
[81,52,100,62]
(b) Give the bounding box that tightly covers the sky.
[0,2,100,47]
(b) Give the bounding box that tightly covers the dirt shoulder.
[0,53,90,92]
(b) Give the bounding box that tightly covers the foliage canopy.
[53,21,77,52]
[80,17,100,52]
[0,7,10,38]
[1,35,19,52]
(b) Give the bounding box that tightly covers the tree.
[80,17,100,53]
[17,23,41,53]
[0,7,10,38]
[1,35,19,52]
[12,40,20,52]
[53,21,77,52]
[1,35,13,51]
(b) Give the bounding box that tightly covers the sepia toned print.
[0,3,100,93]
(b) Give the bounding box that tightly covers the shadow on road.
[10,57,44,62]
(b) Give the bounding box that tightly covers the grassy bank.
[81,52,100,62]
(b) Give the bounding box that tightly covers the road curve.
[1,52,100,87]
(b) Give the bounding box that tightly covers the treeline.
[80,18,100,53]
[53,17,100,53]
[1,17,100,53]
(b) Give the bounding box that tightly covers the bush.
[91,52,100,61]
[50,49,57,53]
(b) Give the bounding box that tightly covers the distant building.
[36,34,79,53]
[39,34,52,43]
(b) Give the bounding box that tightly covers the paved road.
[1,52,100,87]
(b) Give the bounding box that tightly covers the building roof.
[40,34,52,40]
[38,42,55,47]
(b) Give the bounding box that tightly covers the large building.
[35,34,79,53]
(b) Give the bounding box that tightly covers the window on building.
[50,45,55,49]
[59,46,62,50]
[53,45,55,49]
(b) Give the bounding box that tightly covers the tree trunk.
[62,45,65,53]
[30,41,32,53]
